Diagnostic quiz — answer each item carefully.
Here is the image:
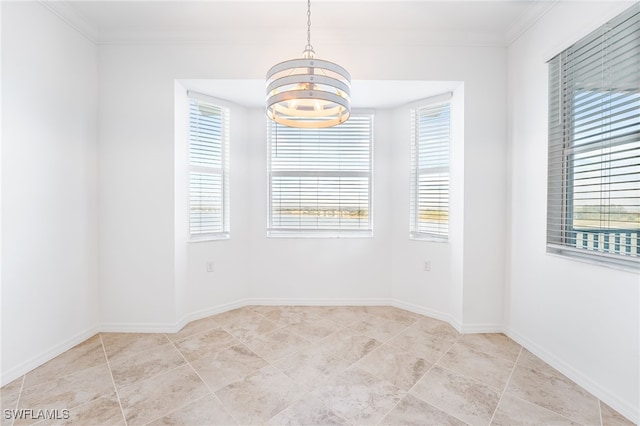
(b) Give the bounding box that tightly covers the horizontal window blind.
[188,95,230,239]
[547,4,639,268]
[411,99,451,240]
[268,115,373,235]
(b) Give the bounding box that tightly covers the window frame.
[546,5,639,271]
[187,91,231,242]
[410,93,452,242]
[266,111,374,238]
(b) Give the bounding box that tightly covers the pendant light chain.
[306,0,313,52]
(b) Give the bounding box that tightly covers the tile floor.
[0,305,635,426]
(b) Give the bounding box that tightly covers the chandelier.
[266,0,351,128]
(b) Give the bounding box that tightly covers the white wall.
[506,1,639,422]
[97,40,508,329]
[1,2,99,383]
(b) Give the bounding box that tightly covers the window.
[267,114,373,237]
[410,96,451,241]
[547,4,639,269]
[188,92,230,240]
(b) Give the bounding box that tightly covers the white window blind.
[547,4,639,269]
[188,92,230,240]
[268,114,373,236]
[410,97,451,241]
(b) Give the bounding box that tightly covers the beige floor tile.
[191,344,268,391]
[411,365,500,425]
[438,342,514,391]
[146,395,237,426]
[341,314,407,342]
[118,364,209,426]
[516,349,564,378]
[215,365,301,424]
[389,326,457,363]
[17,363,115,424]
[265,394,348,426]
[9,306,622,426]
[44,393,125,425]
[600,401,636,426]
[101,333,169,362]
[412,317,460,340]
[173,327,238,362]
[109,343,185,388]
[506,364,600,425]
[317,306,367,325]
[312,366,405,425]
[1,377,24,397]
[280,319,337,342]
[458,333,521,362]
[211,307,260,326]
[274,345,351,392]
[245,329,311,362]
[380,394,466,426]
[322,330,382,364]
[1,389,22,426]
[491,393,580,426]
[247,305,277,315]
[222,314,280,344]
[363,306,421,326]
[259,306,321,326]
[356,344,431,391]
[165,316,220,341]
[23,336,105,389]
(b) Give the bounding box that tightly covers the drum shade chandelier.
[266,0,351,128]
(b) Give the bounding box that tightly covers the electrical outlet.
[423,261,431,272]
[206,261,214,272]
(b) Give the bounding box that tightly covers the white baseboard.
[174,299,251,333]
[1,325,101,387]
[390,299,462,331]
[505,327,639,425]
[246,297,392,307]
[459,323,505,334]
[99,321,181,333]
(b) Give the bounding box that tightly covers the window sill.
[410,233,448,243]
[189,233,230,243]
[267,230,373,239]
[546,245,639,274]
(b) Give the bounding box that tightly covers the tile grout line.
[374,333,468,426]
[165,334,243,426]
[245,307,401,423]
[99,333,129,426]
[487,345,522,425]
[8,375,26,426]
[456,335,523,365]
[598,400,604,426]
[504,352,598,425]
[235,335,316,424]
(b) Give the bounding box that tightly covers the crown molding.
[92,28,507,47]
[504,0,559,46]
[39,0,98,43]
[38,0,554,48]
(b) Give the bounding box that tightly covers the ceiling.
[43,0,557,108]
[49,0,555,46]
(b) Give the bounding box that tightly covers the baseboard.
[459,323,505,334]
[100,321,182,333]
[1,325,101,387]
[389,299,462,331]
[506,327,639,425]
[246,297,392,307]
[173,299,251,333]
